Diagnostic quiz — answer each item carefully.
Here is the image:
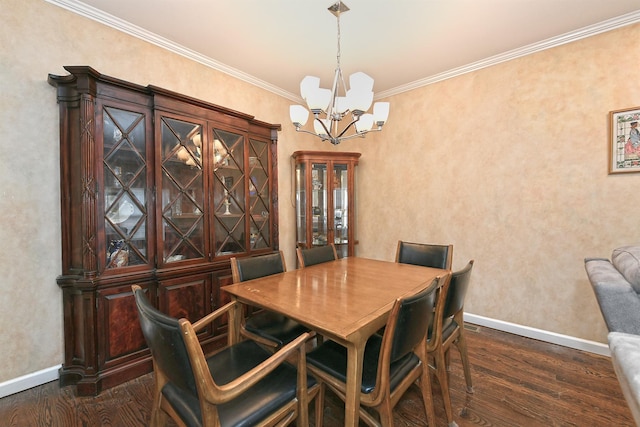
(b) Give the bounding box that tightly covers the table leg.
[228,297,241,345]
[344,342,365,427]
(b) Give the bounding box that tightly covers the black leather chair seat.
[307,335,419,394]
[162,340,317,427]
[244,311,311,347]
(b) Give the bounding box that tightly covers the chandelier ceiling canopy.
[289,1,390,145]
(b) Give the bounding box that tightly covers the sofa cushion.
[612,246,640,294]
[585,258,640,334]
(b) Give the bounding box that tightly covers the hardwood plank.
[0,325,633,427]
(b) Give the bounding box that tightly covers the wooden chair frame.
[133,284,318,427]
[427,260,475,426]
[309,275,451,427]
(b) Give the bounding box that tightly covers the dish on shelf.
[107,200,135,224]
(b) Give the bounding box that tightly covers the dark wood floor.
[0,325,633,426]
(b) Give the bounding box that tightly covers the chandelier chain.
[336,3,341,71]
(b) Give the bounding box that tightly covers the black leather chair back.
[443,260,474,318]
[299,244,337,267]
[132,287,197,397]
[396,241,453,269]
[234,252,284,282]
[390,284,437,362]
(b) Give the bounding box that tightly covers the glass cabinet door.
[333,163,349,257]
[311,163,328,246]
[248,138,271,250]
[102,105,149,270]
[159,116,206,263]
[295,162,307,247]
[213,128,246,255]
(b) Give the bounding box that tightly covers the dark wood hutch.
[48,66,280,395]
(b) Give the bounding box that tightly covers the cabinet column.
[80,93,98,277]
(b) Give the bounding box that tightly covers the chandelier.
[289,1,390,145]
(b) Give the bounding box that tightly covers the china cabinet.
[49,66,279,395]
[293,151,360,258]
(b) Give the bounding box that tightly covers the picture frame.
[609,106,640,174]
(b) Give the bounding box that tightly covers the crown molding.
[43,0,295,100]
[45,1,640,103]
[376,10,640,100]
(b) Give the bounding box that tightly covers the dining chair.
[306,274,450,427]
[296,243,338,268]
[395,240,453,270]
[131,284,319,427]
[427,259,475,426]
[230,251,311,349]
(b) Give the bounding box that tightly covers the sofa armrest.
[585,259,640,335]
[608,332,640,425]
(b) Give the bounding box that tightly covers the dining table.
[222,256,447,427]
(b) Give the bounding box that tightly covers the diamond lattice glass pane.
[214,129,244,169]
[102,106,148,269]
[160,116,205,263]
[215,215,245,255]
[162,218,205,262]
[212,127,246,254]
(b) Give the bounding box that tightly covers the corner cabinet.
[49,66,280,395]
[293,151,360,258]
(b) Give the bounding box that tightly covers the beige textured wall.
[351,23,640,342]
[1,0,639,383]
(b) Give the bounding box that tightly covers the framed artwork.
[609,106,640,174]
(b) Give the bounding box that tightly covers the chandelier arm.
[294,127,330,142]
[314,116,336,139]
[336,131,369,142]
[336,125,384,143]
[335,117,359,139]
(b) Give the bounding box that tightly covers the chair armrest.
[191,301,236,332]
[209,331,312,403]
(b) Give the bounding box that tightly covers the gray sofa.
[585,245,640,425]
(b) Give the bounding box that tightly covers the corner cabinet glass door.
[333,163,350,247]
[293,151,360,258]
[102,103,152,271]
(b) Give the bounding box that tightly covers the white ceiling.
[50,0,640,100]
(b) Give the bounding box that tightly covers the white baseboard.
[465,313,610,357]
[0,365,61,399]
[0,315,611,398]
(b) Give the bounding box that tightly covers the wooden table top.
[222,256,445,344]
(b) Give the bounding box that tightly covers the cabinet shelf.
[217,213,243,218]
[173,213,202,219]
